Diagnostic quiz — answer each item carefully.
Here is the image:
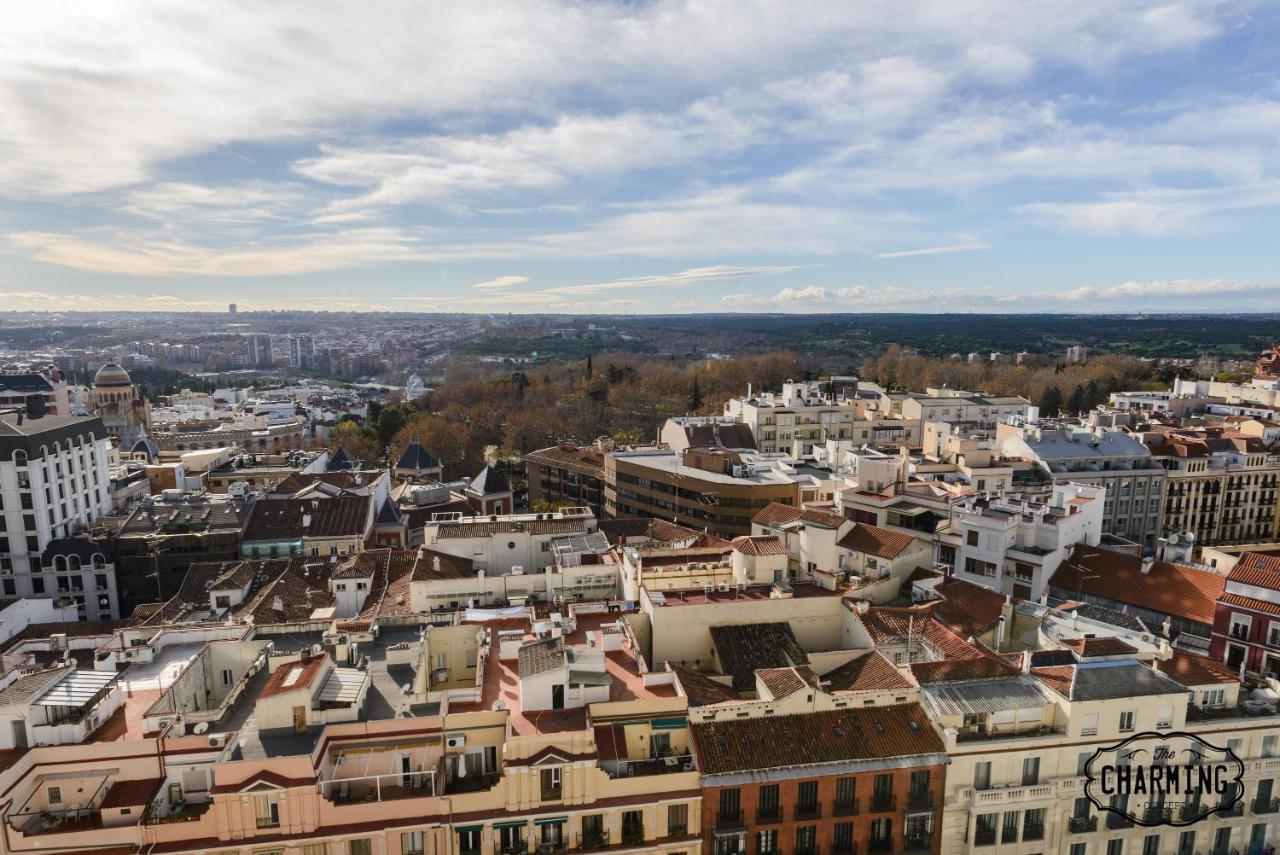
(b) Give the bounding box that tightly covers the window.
[795,826,816,854]
[47,786,62,804]
[974,813,998,847]
[872,773,893,809]
[1107,840,1123,855]
[1023,808,1046,841]
[1264,735,1278,758]
[1141,834,1160,855]
[835,777,856,812]
[967,530,979,546]
[253,794,280,828]
[1077,751,1092,776]
[757,829,778,855]
[719,788,741,823]
[757,784,780,821]
[870,817,891,846]
[973,761,992,790]
[498,825,524,853]
[1022,756,1040,786]
[1001,811,1019,844]
[1119,711,1134,732]
[458,828,481,855]
[540,767,562,800]
[667,803,688,835]
[909,770,930,805]
[1071,845,1087,855]
[348,841,371,855]
[1081,713,1099,736]
[1155,706,1172,728]
[304,845,328,855]
[796,780,818,816]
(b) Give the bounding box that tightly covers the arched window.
[13,449,26,467]
[54,556,67,572]
[68,555,81,572]
[92,554,107,569]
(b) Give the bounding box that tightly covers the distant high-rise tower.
[289,334,315,369]
[229,303,237,315]
[245,333,272,367]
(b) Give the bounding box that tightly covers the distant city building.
[0,365,70,416]
[245,333,272,367]
[228,302,237,314]
[1066,344,1089,364]
[88,362,151,449]
[288,334,315,369]
[405,372,426,399]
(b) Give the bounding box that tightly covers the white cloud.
[8,228,424,276]
[773,286,830,302]
[874,240,990,259]
[542,265,801,296]
[472,275,529,290]
[1060,279,1279,301]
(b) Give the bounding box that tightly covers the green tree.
[1038,385,1063,417]
[688,376,704,411]
[1066,384,1088,416]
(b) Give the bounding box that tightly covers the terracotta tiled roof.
[1227,552,1280,592]
[671,666,741,707]
[756,665,818,699]
[1156,650,1239,686]
[1051,545,1225,625]
[910,655,1019,684]
[410,549,476,580]
[259,655,327,699]
[730,535,787,557]
[1031,665,1074,697]
[1219,591,1280,616]
[837,523,917,559]
[857,606,980,661]
[926,578,1006,635]
[243,494,372,542]
[691,703,943,775]
[819,652,913,693]
[1062,636,1138,657]
[752,502,847,530]
[101,777,163,810]
[647,519,704,542]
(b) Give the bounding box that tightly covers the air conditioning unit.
[207,734,227,749]
[445,734,466,750]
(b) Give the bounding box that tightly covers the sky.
[2,1,1280,314]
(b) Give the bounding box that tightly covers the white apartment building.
[723,380,867,458]
[0,411,116,617]
[943,483,1105,600]
[996,419,1167,548]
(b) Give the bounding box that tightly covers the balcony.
[1252,797,1280,815]
[1142,804,1172,824]
[1023,822,1045,842]
[575,831,610,853]
[603,753,694,779]
[715,812,743,831]
[831,841,856,855]
[1106,812,1134,830]
[794,803,822,821]
[869,794,896,813]
[1179,802,1202,822]
[1068,816,1097,833]
[955,724,1067,743]
[833,799,859,817]
[756,808,782,824]
[907,790,932,809]
[905,834,932,853]
[869,838,894,853]
[1218,801,1245,817]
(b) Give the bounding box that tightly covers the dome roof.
[93,362,133,388]
[130,435,159,461]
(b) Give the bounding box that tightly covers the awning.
[33,670,116,708]
[651,716,687,730]
[493,821,526,830]
[535,817,567,826]
[318,668,368,704]
[457,825,483,835]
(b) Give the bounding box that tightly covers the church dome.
[94,362,133,389]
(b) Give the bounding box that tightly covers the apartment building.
[525,443,607,517]
[0,366,70,416]
[996,420,1167,547]
[940,483,1105,601]
[1212,551,1280,677]
[1143,429,1280,547]
[722,380,866,458]
[0,410,116,617]
[605,448,835,539]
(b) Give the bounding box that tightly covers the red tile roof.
[731,535,788,556]
[926,578,1006,635]
[671,666,741,707]
[752,502,848,530]
[1031,665,1074,697]
[1051,545,1225,625]
[1155,650,1239,686]
[243,495,372,541]
[100,777,163,810]
[1062,636,1138,657]
[857,606,980,661]
[819,651,914,693]
[756,665,818,699]
[910,655,1019,684]
[837,523,918,559]
[259,655,327,699]
[1227,552,1280,592]
[1219,591,1280,617]
[691,703,943,775]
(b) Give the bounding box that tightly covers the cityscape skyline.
[3,1,1280,313]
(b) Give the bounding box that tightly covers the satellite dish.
[193,721,209,735]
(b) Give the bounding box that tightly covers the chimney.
[994,615,1006,651]
[302,513,311,528]
[1021,652,1032,674]
[1140,557,1154,575]
[433,556,441,574]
